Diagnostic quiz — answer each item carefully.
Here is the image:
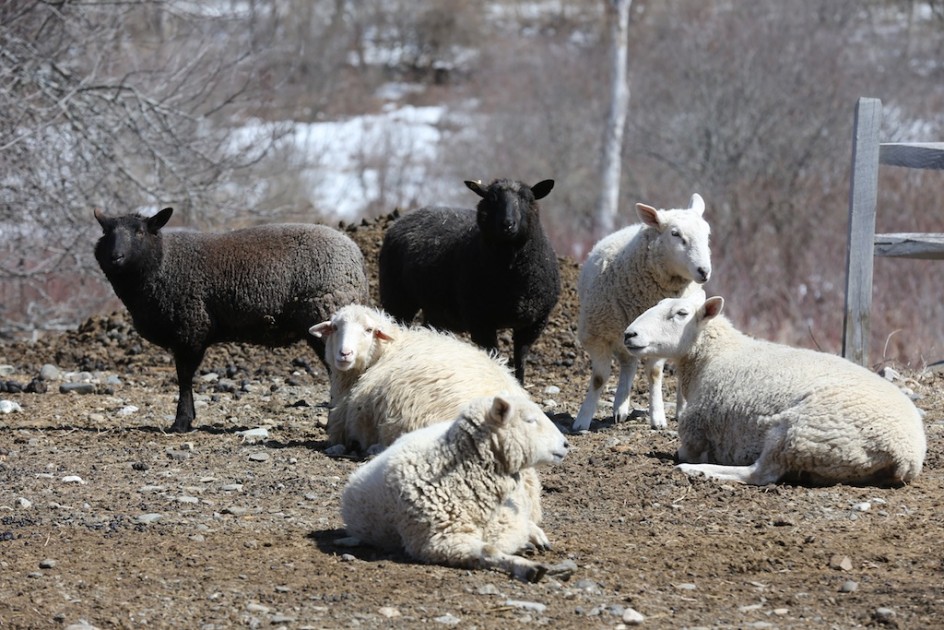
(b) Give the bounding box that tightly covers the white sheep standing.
[340,394,572,582]
[623,292,927,485]
[309,304,527,453]
[572,194,711,432]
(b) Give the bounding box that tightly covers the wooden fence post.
[841,97,882,366]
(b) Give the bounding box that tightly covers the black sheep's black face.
[94,207,173,274]
[477,189,528,242]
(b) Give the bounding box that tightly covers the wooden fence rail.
[841,97,944,366]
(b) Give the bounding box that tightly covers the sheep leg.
[572,350,613,432]
[418,534,548,583]
[305,335,330,373]
[170,348,205,433]
[511,319,547,383]
[469,328,499,359]
[677,461,781,485]
[612,345,639,423]
[644,358,667,429]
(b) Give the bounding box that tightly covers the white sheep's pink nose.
[334,348,355,369]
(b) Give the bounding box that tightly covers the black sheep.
[378,178,560,383]
[94,207,368,432]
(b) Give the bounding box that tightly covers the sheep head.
[309,305,396,374]
[94,207,173,277]
[636,193,712,285]
[465,178,554,245]
[479,394,570,473]
[623,292,724,360]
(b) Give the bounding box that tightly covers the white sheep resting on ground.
[309,304,527,454]
[340,394,572,582]
[573,194,711,432]
[622,292,927,486]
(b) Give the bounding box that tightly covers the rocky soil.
[1,215,942,629]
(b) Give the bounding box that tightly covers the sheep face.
[636,193,712,284]
[465,178,554,244]
[309,306,394,373]
[94,207,173,276]
[623,293,724,360]
[482,394,570,471]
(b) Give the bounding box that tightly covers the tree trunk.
[593,0,632,239]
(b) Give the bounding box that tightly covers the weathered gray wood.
[874,232,944,259]
[842,97,882,366]
[879,142,944,170]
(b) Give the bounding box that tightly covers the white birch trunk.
[593,0,632,239]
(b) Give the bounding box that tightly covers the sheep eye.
[673,309,689,319]
[670,228,680,237]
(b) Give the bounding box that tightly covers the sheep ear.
[688,193,705,216]
[148,207,173,233]
[93,208,108,229]
[700,296,724,321]
[308,321,335,338]
[374,328,394,342]
[636,203,661,229]
[464,180,487,198]
[531,179,554,200]
[486,395,513,427]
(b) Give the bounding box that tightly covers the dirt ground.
[1,216,942,629]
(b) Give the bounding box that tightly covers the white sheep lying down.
[573,193,711,432]
[340,394,571,582]
[623,292,927,486]
[309,304,527,453]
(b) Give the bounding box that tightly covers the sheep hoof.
[168,419,193,433]
[324,444,348,457]
[544,559,578,581]
[520,564,548,583]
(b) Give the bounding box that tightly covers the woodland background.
[2,0,943,368]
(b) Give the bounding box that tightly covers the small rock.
[0,365,14,376]
[88,413,106,423]
[61,475,85,484]
[829,555,853,571]
[505,599,546,614]
[135,513,163,524]
[622,607,645,624]
[270,614,295,624]
[16,497,31,509]
[245,602,269,614]
[873,607,897,625]
[221,484,243,492]
[60,383,94,395]
[131,462,149,472]
[222,506,248,516]
[247,452,270,463]
[476,584,502,596]
[543,385,561,395]
[675,582,697,590]
[378,607,401,618]
[39,364,61,381]
[199,372,219,383]
[64,621,101,630]
[176,496,200,504]
[0,400,22,414]
[237,427,269,443]
[840,580,859,593]
[339,553,356,562]
[543,399,558,409]
[166,450,190,462]
[39,558,57,569]
[853,502,871,512]
[434,613,460,625]
[117,405,138,416]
